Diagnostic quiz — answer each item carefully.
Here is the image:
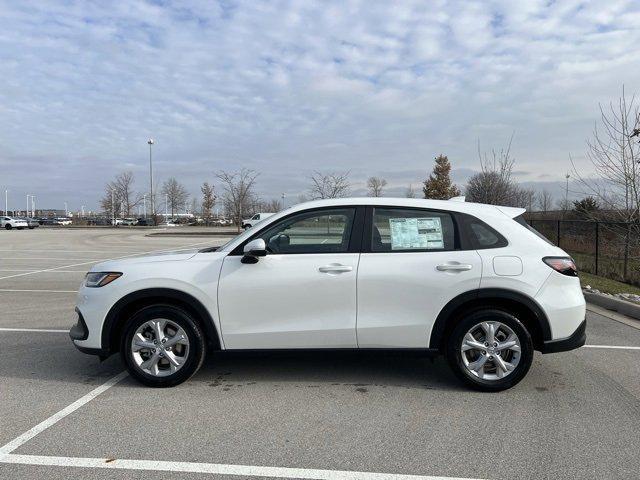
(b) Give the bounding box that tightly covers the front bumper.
[540,319,586,353]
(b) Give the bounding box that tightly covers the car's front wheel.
[446,309,533,392]
[121,305,206,387]
[5,224,11,230]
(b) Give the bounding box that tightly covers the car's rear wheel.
[121,305,206,387]
[445,309,533,392]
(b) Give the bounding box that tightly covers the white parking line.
[0,371,128,456]
[0,288,76,293]
[583,344,640,351]
[0,454,483,480]
[0,369,480,480]
[0,257,103,261]
[0,327,69,333]
[0,269,86,273]
[0,241,213,281]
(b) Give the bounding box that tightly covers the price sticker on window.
[389,217,444,250]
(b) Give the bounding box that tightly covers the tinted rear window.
[457,213,508,250]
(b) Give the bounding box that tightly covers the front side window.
[371,208,455,252]
[252,214,260,220]
[256,208,355,254]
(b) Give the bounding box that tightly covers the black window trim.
[230,205,366,256]
[362,205,461,253]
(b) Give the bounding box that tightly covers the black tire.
[29,226,34,229]
[121,305,206,387]
[445,309,533,392]
[5,224,11,230]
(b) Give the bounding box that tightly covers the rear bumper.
[540,319,586,353]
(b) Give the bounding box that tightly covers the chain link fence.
[528,219,640,287]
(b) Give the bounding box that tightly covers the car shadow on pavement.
[3,333,463,390]
[195,349,465,392]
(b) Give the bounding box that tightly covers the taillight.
[543,257,578,277]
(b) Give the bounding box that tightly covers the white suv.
[1,216,29,230]
[70,198,586,391]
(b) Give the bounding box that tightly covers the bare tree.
[571,86,640,223]
[216,169,259,232]
[405,184,417,198]
[99,184,122,220]
[570,87,640,280]
[113,171,141,217]
[100,171,141,219]
[308,171,351,199]
[200,182,216,225]
[538,189,553,214]
[465,135,524,206]
[161,178,189,218]
[367,176,387,197]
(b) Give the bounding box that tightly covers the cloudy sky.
[1,0,640,211]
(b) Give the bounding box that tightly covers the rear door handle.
[318,264,353,274]
[436,263,472,272]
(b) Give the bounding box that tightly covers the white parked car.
[241,212,274,230]
[71,198,586,391]
[1,216,29,230]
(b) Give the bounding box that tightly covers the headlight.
[85,272,122,288]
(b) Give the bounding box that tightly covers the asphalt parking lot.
[1,228,640,480]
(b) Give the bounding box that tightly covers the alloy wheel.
[130,319,190,377]
[460,321,522,381]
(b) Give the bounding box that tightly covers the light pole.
[64,202,68,217]
[281,192,286,210]
[5,190,9,216]
[148,139,155,220]
[143,193,147,218]
[31,195,36,217]
[165,193,168,220]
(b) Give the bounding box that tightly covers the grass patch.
[579,272,640,296]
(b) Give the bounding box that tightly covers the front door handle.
[318,264,353,274]
[436,263,473,272]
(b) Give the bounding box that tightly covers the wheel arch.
[429,288,551,352]
[101,288,221,355]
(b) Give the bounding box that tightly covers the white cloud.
[0,0,639,209]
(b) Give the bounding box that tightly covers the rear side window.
[457,213,508,250]
[371,208,456,252]
[514,215,553,245]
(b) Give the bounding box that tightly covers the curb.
[584,291,640,321]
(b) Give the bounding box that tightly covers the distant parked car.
[242,212,275,230]
[120,218,136,226]
[135,218,151,226]
[1,216,28,230]
[23,218,39,229]
[56,217,72,226]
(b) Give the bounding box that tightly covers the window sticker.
[389,217,444,250]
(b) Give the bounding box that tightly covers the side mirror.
[241,238,267,264]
